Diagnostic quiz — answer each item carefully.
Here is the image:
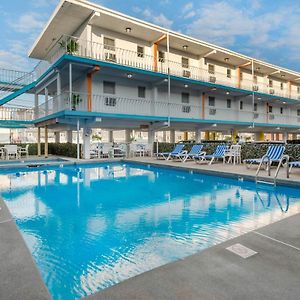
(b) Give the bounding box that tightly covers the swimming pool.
[0,162,299,299]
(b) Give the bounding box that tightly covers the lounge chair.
[170,144,204,162]
[157,144,185,160]
[244,145,285,169]
[194,144,228,165]
[288,161,300,173]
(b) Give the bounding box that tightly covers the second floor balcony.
[35,91,300,127]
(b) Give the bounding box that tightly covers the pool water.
[0,162,299,300]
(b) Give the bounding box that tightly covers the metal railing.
[35,91,300,126]
[0,106,34,121]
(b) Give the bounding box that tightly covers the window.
[103,81,116,94]
[298,109,300,116]
[227,69,231,78]
[254,103,258,111]
[280,107,283,114]
[297,86,300,94]
[227,99,231,108]
[181,93,190,113]
[253,75,258,84]
[181,92,189,103]
[269,79,273,88]
[158,51,165,63]
[240,72,243,81]
[209,96,215,107]
[269,105,273,113]
[182,57,189,69]
[137,46,144,58]
[138,86,146,98]
[240,101,243,110]
[208,64,215,74]
[103,37,115,51]
[280,82,284,90]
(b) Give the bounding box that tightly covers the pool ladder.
[255,155,289,186]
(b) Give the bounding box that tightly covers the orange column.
[183,132,188,141]
[153,43,158,72]
[237,67,241,88]
[202,92,205,119]
[87,66,100,112]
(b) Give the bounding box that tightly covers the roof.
[29,0,300,82]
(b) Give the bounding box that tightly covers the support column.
[283,132,288,143]
[108,130,113,143]
[34,93,39,119]
[57,71,61,111]
[255,131,265,141]
[232,129,238,144]
[170,129,175,143]
[44,126,48,158]
[125,129,132,143]
[195,129,202,143]
[162,131,167,142]
[82,127,91,159]
[87,66,100,112]
[183,131,188,141]
[37,127,41,157]
[205,131,210,140]
[148,130,155,156]
[66,130,73,143]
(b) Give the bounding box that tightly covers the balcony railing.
[41,34,300,102]
[0,107,34,121]
[36,92,300,127]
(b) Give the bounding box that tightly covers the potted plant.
[71,94,82,110]
[60,39,79,55]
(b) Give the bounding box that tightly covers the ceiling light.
[127,73,133,78]
[125,27,132,33]
[276,127,281,130]
[256,67,260,71]
[283,101,286,104]
[163,78,168,82]
[212,123,217,127]
[183,45,188,51]
[281,74,285,78]
[184,84,189,88]
[226,91,230,95]
[211,87,217,91]
[224,57,229,62]
[257,97,261,100]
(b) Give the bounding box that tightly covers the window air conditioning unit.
[182,105,191,113]
[183,70,191,78]
[254,113,259,119]
[209,108,216,115]
[269,114,275,120]
[253,85,259,91]
[269,89,275,94]
[105,52,117,62]
[209,76,216,83]
[105,97,117,107]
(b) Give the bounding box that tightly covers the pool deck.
[0,157,300,300]
[126,157,300,187]
[87,213,300,300]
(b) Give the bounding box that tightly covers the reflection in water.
[0,162,300,300]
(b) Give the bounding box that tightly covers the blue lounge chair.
[244,145,285,169]
[194,144,228,165]
[170,144,204,162]
[289,161,300,172]
[157,144,185,160]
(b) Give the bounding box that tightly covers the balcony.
[0,107,34,122]
[36,92,300,127]
[41,35,300,102]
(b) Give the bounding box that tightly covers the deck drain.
[226,243,257,258]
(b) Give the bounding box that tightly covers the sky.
[1,0,300,72]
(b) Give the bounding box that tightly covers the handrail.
[256,154,271,179]
[274,155,289,184]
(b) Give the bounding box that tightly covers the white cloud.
[9,13,45,33]
[141,8,173,28]
[183,2,194,13]
[31,0,59,8]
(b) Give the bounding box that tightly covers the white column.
[34,93,39,118]
[195,129,202,143]
[125,129,132,143]
[66,130,72,143]
[283,132,288,143]
[170,129,175,143]
[151,86,157,116]
[45,88,49,115]
[82,127,91,159]
[108,130,113,143]
[55,132,60,143]
[56,71,61,112]
[162,131,167,142]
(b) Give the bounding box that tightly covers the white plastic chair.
[225,145,241,164]
[18,144,29,158]
[4,145,19,160]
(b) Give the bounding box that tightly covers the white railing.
[43,34,300,101]
[35,91,300,126]
[0,107,34,121]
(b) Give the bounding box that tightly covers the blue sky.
[1,0,300,72]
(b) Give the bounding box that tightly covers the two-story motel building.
[1,0,300,158]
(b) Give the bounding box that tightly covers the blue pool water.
[0,162,300,300]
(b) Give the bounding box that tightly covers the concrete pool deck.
[87,213,300,300]
[0,158,299,300]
